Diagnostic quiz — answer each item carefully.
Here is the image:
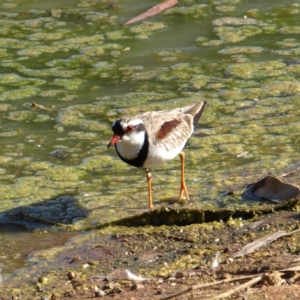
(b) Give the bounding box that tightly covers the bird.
[107,100,207,209]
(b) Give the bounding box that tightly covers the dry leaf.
[233,230,288,258]
[237,151,249,157]
[281,265,300,272]
[126,270,148,281]
[124,0,178,25]
[253,176,299,203]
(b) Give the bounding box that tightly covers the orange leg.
[177,152,189,201]
[145,168,154,209]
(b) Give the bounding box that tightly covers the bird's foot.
[148,204,154,210]
[177,184,189,202]
[175,197,189,205]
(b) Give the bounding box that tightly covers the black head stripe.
[112,120,125,136]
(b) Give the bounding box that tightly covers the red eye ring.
[125,125,134,133]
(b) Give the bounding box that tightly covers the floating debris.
[124,0,178,25]
[23,101,54,111]
[237,151,249,157]
[50,150,68,160]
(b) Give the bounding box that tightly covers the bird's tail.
[184,100,207,126]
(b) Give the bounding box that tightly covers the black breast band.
[115,132,149,168]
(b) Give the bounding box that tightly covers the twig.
[161,286,193,300]
[282,227,300,237]
[161,264,300,300]
[212,276,262,299]
[32,102,52,111]
[161,274,259,300]
[27,102,53,111]
[234,227,300,258]
[124,0,178,25]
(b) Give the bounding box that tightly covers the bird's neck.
[115,131,148,168]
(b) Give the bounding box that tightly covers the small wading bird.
[107,101,207,209]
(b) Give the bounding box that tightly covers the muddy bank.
[1,204,300,299]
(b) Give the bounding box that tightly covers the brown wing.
[135,102,205,150]
[155,118,182,139]
[138,110,193,151]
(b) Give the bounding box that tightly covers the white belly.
[142,141,186,168]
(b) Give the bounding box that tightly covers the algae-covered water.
[0,0,300,274]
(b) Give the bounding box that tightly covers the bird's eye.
[125,125,134,133]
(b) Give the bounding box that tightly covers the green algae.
[39,166,86,181]
[215,5,236,12]
[0,87,40,101]
[80,45,105,56]
[163,4,209,17]
[53,78,85,90]
[0,37,39,49]
[213,17,268,27]
[214,25,263,43]
[0,73,35,85]
[17,45,65,57]
[279,26,300,34]
[54,34,104,46]
[225,61,287,79]
[79,155,129,172]
[106,30,130,40]
[33,114,52,122]
[218,46,265,54]
[17,65,82,78]
[7,110,33,121]
[28,32,66,41]
[25,161,53,171]
[129,22,167,34]
[47,54,93,68]
[275,48,300,56]
[212,0,241,4]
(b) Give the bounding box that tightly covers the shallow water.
[0,0,300,274]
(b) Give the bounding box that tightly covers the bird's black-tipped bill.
[107,134,121,148]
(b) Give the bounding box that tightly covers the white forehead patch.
[125,118,144,127]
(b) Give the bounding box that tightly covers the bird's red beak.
[107,134,121,148]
